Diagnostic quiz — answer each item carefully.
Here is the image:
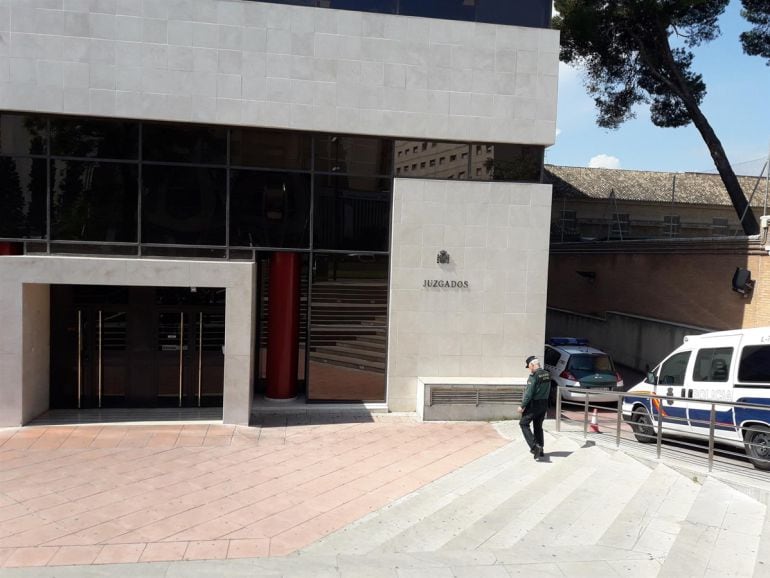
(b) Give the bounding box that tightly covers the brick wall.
[547,240,770,331]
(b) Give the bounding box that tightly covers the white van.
[622,327,770,470]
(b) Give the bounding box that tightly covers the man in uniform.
[518,355,550,460]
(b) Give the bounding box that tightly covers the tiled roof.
[544,165,767,207]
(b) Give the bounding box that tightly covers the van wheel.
[744,425,770,471]
[632,407,655,444]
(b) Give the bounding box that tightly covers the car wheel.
[632,407,655,444]
[744,425,770,471]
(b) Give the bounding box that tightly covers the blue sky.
[546,1,770,177]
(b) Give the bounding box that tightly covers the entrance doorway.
[50,286,225,408]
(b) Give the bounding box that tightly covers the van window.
[738,345,770,383]
[692,347,732,382]
[659,351,691,386]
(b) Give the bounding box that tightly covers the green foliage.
[741,0,770,64]
[552,0,727,129]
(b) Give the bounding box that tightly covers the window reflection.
[230,128,311,170]
[51,118,139,160]
[0,114,47,156]
[240,0,551,27]
[470,143,543,182]
[142,165,226,245]
[315,135,393,176]
[0,157,46,238]
[52,160,138,242]
[313,175,391,251]
[308,253,387,402]
[230,170,311,248]
[394,141,470,180]
[143,123,227,165]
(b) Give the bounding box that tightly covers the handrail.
[553,386,770,473]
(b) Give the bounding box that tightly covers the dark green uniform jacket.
[522,368,551,410]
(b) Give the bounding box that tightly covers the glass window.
[566,354,615,377]
[398,0,476,21]
[0,157,47,238]
[230,128,311,170]
[51,160,139,242]
[313,175,391,251]
[308,253,388,402]
[141,165,226,246]
[328,0,397,13]
[142,123,227,165]
[543,348,560,366]
[230,170,311,248]
[692,347,733,382]
[0,113,47,156]
[658,351,691,387]
[476,0,551,27]
[50,118,139,160]
[470,143,543,182]
[739,346,770,383]
[394,141,469,179]
[314,135,393,176]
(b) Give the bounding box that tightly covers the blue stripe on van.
[688,407,736,432]
[735,398,770,428]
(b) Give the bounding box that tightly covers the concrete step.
[313,345,385,363]
[355,335,387,345]
[303,436,541,556]
[511,449,653,552]
[376,435,586,554]
[309,352,386,371]
[659,476,765,577]
[451,439,601,551]
[597,462,700,559]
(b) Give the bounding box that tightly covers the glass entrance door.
[51,285,225,409]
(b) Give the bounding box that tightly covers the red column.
[265,252,300,400]
[0,242,22,255]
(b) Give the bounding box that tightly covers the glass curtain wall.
[0,111,546,403]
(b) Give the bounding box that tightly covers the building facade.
[0,0,558,426]
[546,165,768,242]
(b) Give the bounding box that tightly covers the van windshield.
[567,354,615,378]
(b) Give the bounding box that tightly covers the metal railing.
[554,387,770,473]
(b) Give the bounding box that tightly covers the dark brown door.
[50,286,225,409]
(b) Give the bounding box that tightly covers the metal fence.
[554,388,770,473]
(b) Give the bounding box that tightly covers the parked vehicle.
[543,338,624,405]
[623,327,770,470]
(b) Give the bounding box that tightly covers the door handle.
[680,388,686,398]
[688,389,693,398]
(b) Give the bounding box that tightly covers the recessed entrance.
[50,285,225,409]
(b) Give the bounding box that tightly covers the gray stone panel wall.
[0,256,255,426]
[388,178,551,412]
[0,0,559,144]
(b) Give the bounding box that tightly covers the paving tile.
[93,543,147,564]
[139,541,189,562]
[183,540,230,561]
[47,545,104,566]
[3,546,59,568]
[227,538,270,559]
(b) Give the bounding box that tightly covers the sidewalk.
[0,416,504,571]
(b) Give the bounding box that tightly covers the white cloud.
[589,154,621,169]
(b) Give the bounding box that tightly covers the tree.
[553,0,759,235]
[741,0,770,64]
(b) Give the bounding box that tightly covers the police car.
[623,327,770,470]
[543,338,624,404]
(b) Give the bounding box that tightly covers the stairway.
[302,427,769,576]
[308,282,388,373]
